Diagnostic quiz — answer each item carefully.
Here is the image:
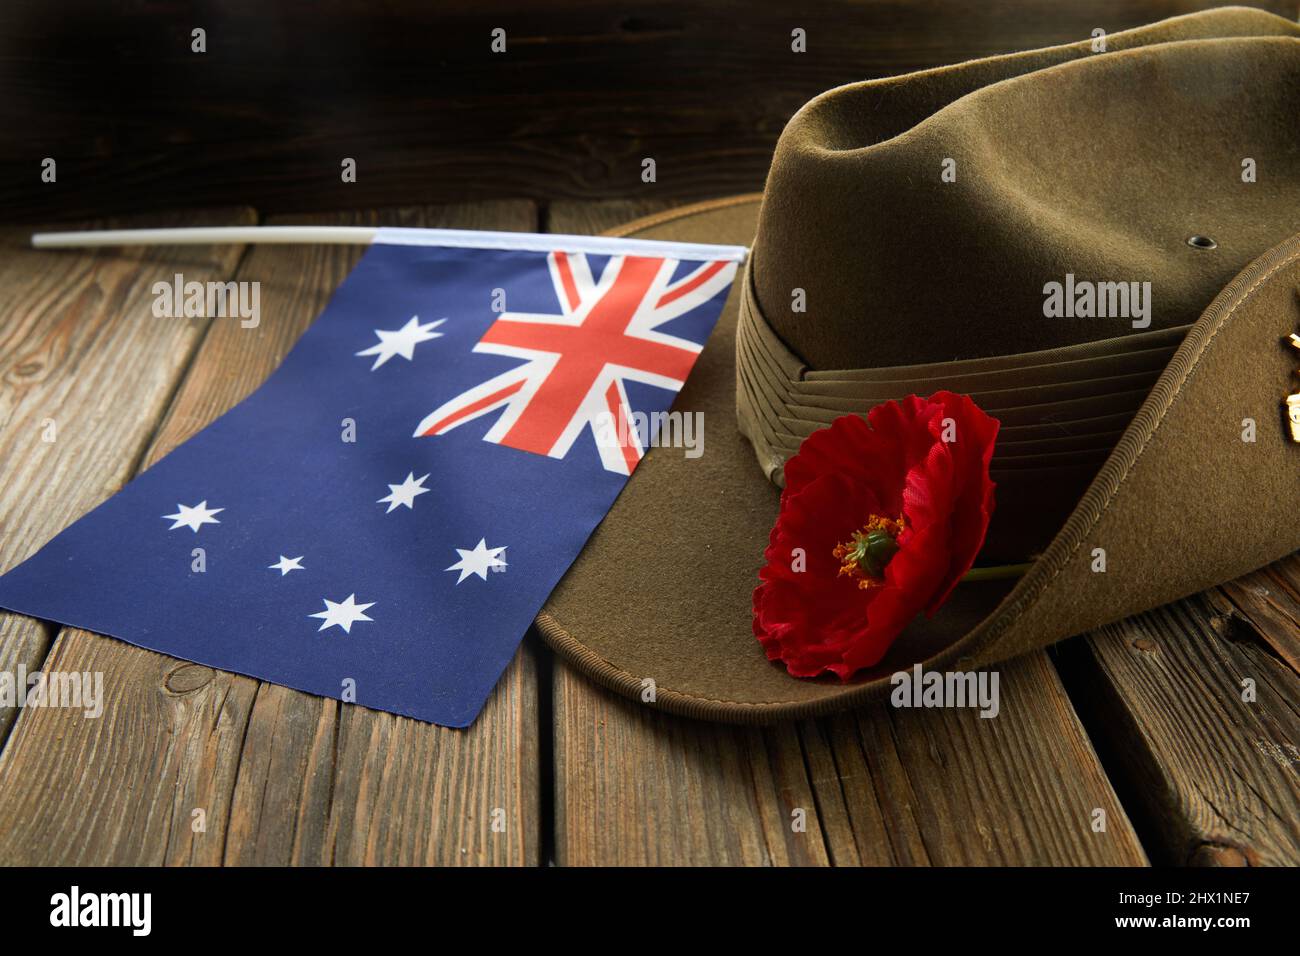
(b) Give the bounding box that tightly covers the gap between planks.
[1056,582,1300,866]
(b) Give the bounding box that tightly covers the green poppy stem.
[960,562,1032,583]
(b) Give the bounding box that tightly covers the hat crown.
[748,9,1300,372]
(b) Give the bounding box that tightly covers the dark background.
[1,0,1293,223]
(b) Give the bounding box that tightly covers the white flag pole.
[30,225,750,262]
[31,226,381,249]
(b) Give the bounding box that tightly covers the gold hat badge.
[1287,332,1300,443]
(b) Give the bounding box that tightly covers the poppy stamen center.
[833,515,905,590]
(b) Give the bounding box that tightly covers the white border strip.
[375,226,748,261]
[31,225,749,262]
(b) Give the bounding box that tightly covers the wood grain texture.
[554,650,1147,865]
[1058,585,1300,866]
[0,201,544,866]
[0,208,254,744]
[3,0,1289,221]
[4,197,1290,867]
[546,199,1148,866]
[1219,554,1300,674]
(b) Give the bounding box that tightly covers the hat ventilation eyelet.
[1186,235,1217,250]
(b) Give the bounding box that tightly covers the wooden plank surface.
[1220,555,1300,674]
[0,208,255,746]
[1057,574,1300,866]
[0,201,543,865]
[2,196,1292,867]
[546,199,1149,866]
[5,1,1290,221]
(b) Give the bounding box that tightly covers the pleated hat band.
[734,262,1189,561]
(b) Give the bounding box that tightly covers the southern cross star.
[268,555,305,576]
[356,315,446,371]
[378,472,431,513]
[445,539,508,584]
[309,594,375,633]
[162,500,224,533]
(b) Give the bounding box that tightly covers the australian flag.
[0,228,744,727]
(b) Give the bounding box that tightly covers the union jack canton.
[417,250,735,475]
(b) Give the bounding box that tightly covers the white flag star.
[356,315,445,370]
[445,539,508,584]
[309,594,375,633]
[163,500,224,533]
[378,472,431,513]
[268,555,305,576]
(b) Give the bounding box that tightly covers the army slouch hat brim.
[536,7,1300,722]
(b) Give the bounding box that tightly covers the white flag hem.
[375,227,748,262]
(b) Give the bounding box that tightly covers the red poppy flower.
[752,392,999,680]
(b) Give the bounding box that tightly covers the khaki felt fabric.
[737,262,1182,549]
[963,236,1300,666]
[777,390,1151,431]
[778,408,1135,442]
[738,11,1300,565]
[751,8,1300,370]
[536,8,1300,722]
[984,412,1135,444]
[783,377,1158,414]
[996,433,1123,455]
[739,314,1170,407]
[798,352,1174,396]
[539,198,1300,721]
[803,329,1189,383]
